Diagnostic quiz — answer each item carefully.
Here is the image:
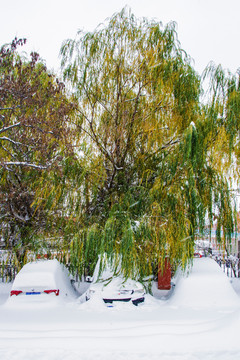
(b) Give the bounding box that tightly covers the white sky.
[0,0,239,76]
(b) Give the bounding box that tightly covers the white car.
[9,259,78,303]
[85,257,145,306]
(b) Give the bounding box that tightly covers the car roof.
[18,259,61,274]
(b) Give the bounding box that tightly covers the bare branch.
[0,136,24,146]
[24,124,54,135]
[1,162,48,170]
[76,109,117,167]
[10,204,30,222]
[97,99,114,119]
[0,122,21,134]
[0,106,21,111]
[88,120,115,166]
[121,84,142,162]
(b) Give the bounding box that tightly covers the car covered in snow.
[85,256,145,306]
[8,259,78,303]
[169,257,240,309]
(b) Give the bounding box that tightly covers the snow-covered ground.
[1,258,240,360]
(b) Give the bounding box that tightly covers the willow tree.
[200,63,240,246]
[61,8,235,278]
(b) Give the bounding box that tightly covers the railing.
[0,263,18,283]
[1,254,240,284]
[215,256,240,278]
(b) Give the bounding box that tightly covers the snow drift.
[169,258,240,309]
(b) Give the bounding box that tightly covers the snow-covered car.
[8,259,78,303]
[85,257,145,306]
[194,251,203,258]
[169,257,240,309]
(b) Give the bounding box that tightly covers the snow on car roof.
[12,272,56,289]
[18,259,62,274]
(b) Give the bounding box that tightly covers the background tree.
[60,8,237,279]
[200,63,240,248]
[0,38,76,265]
[202,63,240,171]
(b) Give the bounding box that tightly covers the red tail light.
[44,289,59,296]
[10,290,23,296]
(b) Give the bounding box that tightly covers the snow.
[85,255,145,303]
[7,259,78,307]
[190,121,196,129]
[1,258,240,359]
[169,258,240,309]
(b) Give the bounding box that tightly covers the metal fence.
[1,254,240,284]
[0,263,18,283]
[214,256,240,278]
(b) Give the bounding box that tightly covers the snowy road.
[0,305,240,360]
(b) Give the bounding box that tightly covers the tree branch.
[0,106,21,111]
[1,162,48,170]
[0,136,24,146]
[0,122,21,134]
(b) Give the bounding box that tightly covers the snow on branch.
[0,136,24,146]
[0,122,21,134]
[2,162,48,170]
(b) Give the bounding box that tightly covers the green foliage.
[59,8,239,278]
[1,11,239,281]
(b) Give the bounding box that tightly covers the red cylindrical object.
[158,258,171,290]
